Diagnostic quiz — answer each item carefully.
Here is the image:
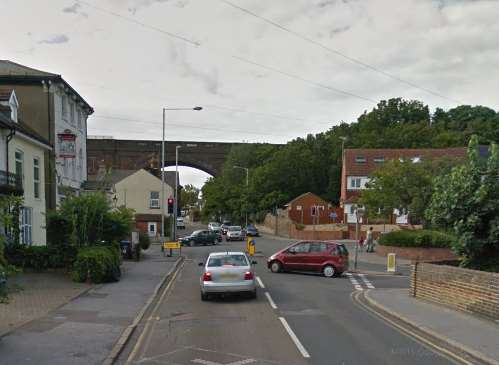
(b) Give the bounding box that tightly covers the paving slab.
[366,288,499,364]
[0,245,178,365]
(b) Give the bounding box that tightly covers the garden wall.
[411,263,499,320]
[377,245,458,261]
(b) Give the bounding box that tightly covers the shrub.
[5,244,78,271]
[378,230,455,248]
[139,231,151,250]
[72,245,121,283]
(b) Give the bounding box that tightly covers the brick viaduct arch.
[87,138,241,178]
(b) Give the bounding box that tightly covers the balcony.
[0,170,23,195]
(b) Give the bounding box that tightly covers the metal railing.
[0,170,23,193]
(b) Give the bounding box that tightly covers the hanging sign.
[58,130,76,158]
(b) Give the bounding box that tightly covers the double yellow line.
[125,260,185,364]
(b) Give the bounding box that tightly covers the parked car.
[245,224,259,237]
[208,222,221,231]
[210,227,223,242]
[179,230,218,246]
[226,226,245,241]
[267,241,349,277]
[176,217,186,230]
[199,251,257,300]
[221,221,232,235]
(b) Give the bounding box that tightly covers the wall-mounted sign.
[58,130,76,158]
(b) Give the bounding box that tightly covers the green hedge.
[72,245,121,283]
[6,245,78,271]
[378,230,455,248]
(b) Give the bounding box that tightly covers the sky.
[2,0,499,187]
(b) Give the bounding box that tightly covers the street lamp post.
[233,165,249,227]
[174,145,180,241]
[354,206,365,271]
[161,106,202,243]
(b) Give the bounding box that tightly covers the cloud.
[63,3,88,17]
[38,34,70,45]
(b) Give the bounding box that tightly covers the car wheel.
[201,292,208,301]
[189,240,195,247]
[323,265,336,278]
[270,261,282,273]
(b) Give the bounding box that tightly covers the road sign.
[164,241,180,249]
[387,253,396,272]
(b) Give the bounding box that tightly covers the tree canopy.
[201,98,499,223]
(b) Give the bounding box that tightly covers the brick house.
[285,192,343,225]
[340,147,470,224]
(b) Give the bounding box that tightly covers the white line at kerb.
[256,276,265,289]
[279,317,311,358]
[264,292,277,309]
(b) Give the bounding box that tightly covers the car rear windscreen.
[208,255,248,267]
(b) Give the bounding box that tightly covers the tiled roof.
[135,214,163,222]
[0,60,57,77]
[344,147,468,176]
[0,60,94,113]
[285,192,326,206]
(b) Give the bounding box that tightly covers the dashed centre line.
[264,292,277,309]
[256,276,265,289]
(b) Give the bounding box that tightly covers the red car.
[267,241,349,277]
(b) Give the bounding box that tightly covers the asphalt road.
[123,225,455,365]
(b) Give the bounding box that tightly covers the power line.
[76,0,200,46]
[74,0,376,104]
[219,0,462,104]
[232,56,376,103]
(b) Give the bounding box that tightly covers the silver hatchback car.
[199,252,257,300]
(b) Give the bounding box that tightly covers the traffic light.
[167,198,174,214]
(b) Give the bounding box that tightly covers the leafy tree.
[201,98,499,222]
[181,184,200,209]
[360,158,456,225]
[426,136,499,270]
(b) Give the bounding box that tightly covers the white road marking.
[256,276,265,289]
[358,274,375,289]
[264,292,277,309]
[191,359,256,365]
[278,317,311,358]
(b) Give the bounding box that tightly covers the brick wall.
[377,245,458,261]
[289,224,347,240]
[411,263,499,320]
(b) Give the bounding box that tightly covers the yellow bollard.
[387,253,396,273]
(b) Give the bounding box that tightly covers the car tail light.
[202,272,212,281]
[244,271,253,280]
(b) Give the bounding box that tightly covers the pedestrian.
[366,227,374,252]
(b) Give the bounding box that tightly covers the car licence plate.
[220,273,239,280]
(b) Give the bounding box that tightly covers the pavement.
[364,288,499,365]
[0,272,91,337]
[0,244,179,365]
[120,234,455,365]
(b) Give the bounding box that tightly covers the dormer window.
[355,156,367,163]
[0,89,19,123]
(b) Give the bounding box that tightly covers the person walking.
[366,227,374,252]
